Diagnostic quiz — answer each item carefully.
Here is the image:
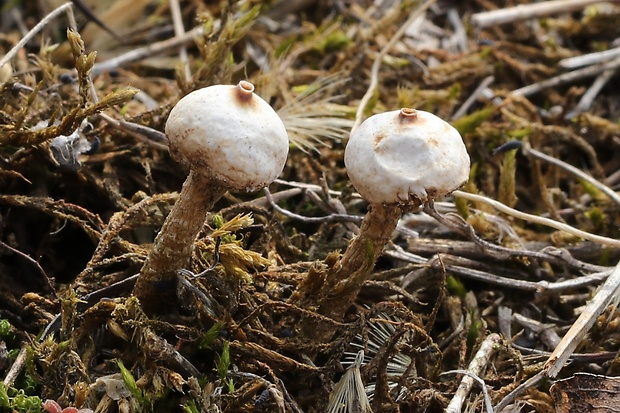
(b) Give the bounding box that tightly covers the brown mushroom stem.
[133,170,226,314]
[291,202,406,322]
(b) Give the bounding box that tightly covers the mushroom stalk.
[316,203,404,321]
[133,171,225,312]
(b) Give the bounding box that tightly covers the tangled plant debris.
[1,1,620,412]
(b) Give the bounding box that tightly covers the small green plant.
[0,383,42,413]
[117,360,151,411]
[182,400,200,413]
[214,342,235,393]
[198,322,225,349]
[0,319,11,337]
[452,105,495,135]
[215,341,230,382]
[225,378,235,394]
[446,274,467,298]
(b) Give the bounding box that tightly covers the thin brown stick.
[565,68,616,119]
[101,115,169,150]
[0,240,56,295]
[264,187,361,224]
[388,245,613,293]
[513,313,562,349]
[92,25,204,75]
[423,203,608,272]
[451,76,495,120]
[494,259,620,411]
[494,371,546,413]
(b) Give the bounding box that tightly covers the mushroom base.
[290,202,407,327]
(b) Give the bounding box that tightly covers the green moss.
[118,360,142,400]
[579,179,608,203]
[316,29,350,53]
[452,106,495,135]
[446,275,466,298]
[183,400,201,413]
[585,206,607,232]
[507,127,533,139]
[466,314,483,350]
[498,149,518,208]
[199,322,225,349]
[216,341,231,381]
[0,319,10,337]
[455,196,470,219]
[0,383,41,413]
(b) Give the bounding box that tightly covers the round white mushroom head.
[165,81,289,192]
[344,108,470,205]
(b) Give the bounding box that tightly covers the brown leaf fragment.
[551,373,620,413]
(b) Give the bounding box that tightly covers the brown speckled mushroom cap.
[344,108,470,205]
[165,81,289,192]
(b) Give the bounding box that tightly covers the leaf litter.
[1,0,620,412]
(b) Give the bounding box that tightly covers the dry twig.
[470,0,615,28]
[353,0,436,132]
[521,142,620,206]
[559,46,620,69]
[169,0,191,81]
[2,346,28,388]
[544,258,620,378]
[511,56,620,97]
[0,2,74,69]
[444,336,501,412]
[495,258,620,411]
[452,191,620,248]
[564,68,617,119]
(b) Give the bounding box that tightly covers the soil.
[1,1,620,412]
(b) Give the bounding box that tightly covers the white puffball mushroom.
[344,108,470,205]
[134,81,289,314]
[166,80,289,192]
[302,108,469,322]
